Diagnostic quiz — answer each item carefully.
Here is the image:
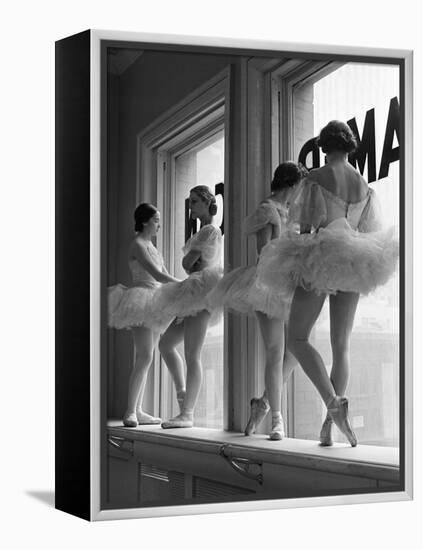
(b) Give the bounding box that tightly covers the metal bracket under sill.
[219,444,263,485]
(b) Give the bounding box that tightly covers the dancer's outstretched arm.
[133,241,180,283]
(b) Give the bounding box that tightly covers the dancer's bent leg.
[288,287,357,446]
[282,322,297,382]
[246,312,284,439]
[162,310,210,428]
[159,319,186,410]
[320,291,360,445]
[329,291,360,394]
[287,287,334,405]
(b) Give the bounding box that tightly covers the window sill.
[107,420,399,484]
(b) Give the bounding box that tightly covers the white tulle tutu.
[152,266,223,326]
[257,218,399,296]
[108,283,172,332]
[207,265,293,320]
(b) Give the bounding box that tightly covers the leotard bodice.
[129,242,164,288]
[289,168,382,233]
[244,197,289,238]
[183,224,222,268]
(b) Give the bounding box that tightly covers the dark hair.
[190,185,218,216]
[317,120,357,154]
[271,161,306,192]
[134,203,158,232]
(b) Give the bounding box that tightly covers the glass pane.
[172,131,225,429]
[292,63,399,446]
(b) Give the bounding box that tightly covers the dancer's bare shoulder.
[312,163,368,203]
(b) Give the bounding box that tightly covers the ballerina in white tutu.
[108,203,180,428]
[208,162,305,440]
[157,185,223,429]
[257,120,399,446]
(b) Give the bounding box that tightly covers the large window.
[289,63,400,446]
[136,70,229,430]
[135,61,400,446]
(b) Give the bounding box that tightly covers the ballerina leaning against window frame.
[154,185,223,429]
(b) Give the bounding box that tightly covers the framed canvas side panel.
[55,29,91,521]
[402,50,413,499]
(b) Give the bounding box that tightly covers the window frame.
[157,124,226,423]
[136,69,231,424]
[237,57,342,434]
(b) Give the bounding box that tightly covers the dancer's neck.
[326,152,349,164]
[270,188,291,207]
[199,214,213,227]
[136,232,153,243]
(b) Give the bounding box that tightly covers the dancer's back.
[300,162,371,230]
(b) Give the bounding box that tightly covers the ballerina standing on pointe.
[108,203,180,428]
[155,185,223,429]
[257,121,399,446]
[208,162,305,440]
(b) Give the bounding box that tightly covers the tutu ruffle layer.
[152,266,223,326]
[108,283,172,332]
[207,265,292,320]
[257,218,399,296]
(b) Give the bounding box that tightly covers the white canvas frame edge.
[89,29,413,522]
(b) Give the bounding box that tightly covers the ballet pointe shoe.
[269,416,285,441]
[123,412,138,428]
[136,411,162,425]
[327,396,357,447]
[319,413,334,447]
[161,409,194,429]
[244,397,270,436]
